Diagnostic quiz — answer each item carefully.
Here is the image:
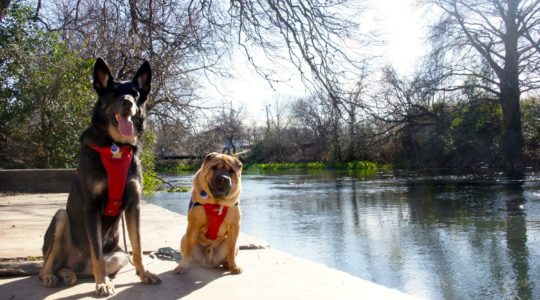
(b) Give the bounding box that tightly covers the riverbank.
[156,160,384,174]
[0,193,418,299]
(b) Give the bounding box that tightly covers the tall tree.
[214,103,245,154]
[372,65,452,166]
[0,3,93,168]
[289,95,333,161]
[343,72,368,161]
[427,0,540,178]
[44,0,211,130]
[41,0,368,158]
[266,97,291,157]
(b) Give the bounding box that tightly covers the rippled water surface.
[144,171,540,300]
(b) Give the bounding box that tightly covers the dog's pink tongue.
[116,115,134,137]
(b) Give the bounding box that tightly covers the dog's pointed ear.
[93,58,114,94]
[133,61,152,103]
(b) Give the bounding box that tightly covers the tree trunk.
[500,88,524,178]
[499,0,524,179]
[332,117,342,162]
[330,96,342,162]
[347,102,355,161]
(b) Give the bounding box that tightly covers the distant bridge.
[159,155,203,160]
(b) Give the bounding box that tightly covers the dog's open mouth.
[115,114,134,137]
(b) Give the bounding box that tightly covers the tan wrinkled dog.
[174,152,243,274]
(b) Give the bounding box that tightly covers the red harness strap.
[89,144,133,217]
[203,204,229,240]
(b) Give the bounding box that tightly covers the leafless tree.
[43,0,217,129]
[368,64,456,164]
[154,123,191,158]
[213,102,245,154]
[266,96,291,155]
[225,1,368,95]
[246,118,263,146]
[374,66,450,134]
[186,0,372,151]
[36,0,371,159]
[425,0,540,178]
[289,95,333,161]
[342,70,369,161]
[43,0,368,103]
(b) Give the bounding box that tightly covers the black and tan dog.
[39,58,160,296]
[174,152,243,274]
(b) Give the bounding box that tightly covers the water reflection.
[145,171,540,300]
[505,185,533,300]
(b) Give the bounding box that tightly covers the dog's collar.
[89,143,134,217]
[189,189,239,212]
[196,190,237,205]
[189,200,239,210]
[89,143,134,159]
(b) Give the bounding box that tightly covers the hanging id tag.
[200,190,208,200]
[111,143,122,159]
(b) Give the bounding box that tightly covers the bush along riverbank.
[148,160,386,193]
[144,161,194,193]
[155,163,198,174]
[245,161,384,172]
[156,160,384,174]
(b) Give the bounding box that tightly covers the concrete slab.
[0,193,419,299]
[0,193,267,258]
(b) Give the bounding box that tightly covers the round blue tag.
[111,143,119,153]
[200,191,208,199]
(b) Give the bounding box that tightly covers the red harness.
[89,144,133,217]
[203,204,229,240]
[189,200,229,240]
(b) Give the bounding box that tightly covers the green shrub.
[155,163,198,174]
[248,161,380,171]
[140,132,159,193]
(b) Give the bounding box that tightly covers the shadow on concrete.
[0,276,96,300]
[0,264,229,300]
[113,267,229,300]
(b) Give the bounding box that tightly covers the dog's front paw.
[95,277,115,296]
[40,274,59,288]
[139,270,161,284]
[229,264,243,274]
[173,264,185,274]
[58,269,77,286]
[173,258,191,274]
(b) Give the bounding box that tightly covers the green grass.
[246,160,381,171]
[163,186,190,193]
[151,160,389,193]
[155,164,198,174]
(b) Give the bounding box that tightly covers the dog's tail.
[0,260,42,277]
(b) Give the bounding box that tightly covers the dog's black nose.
[123,99,133,109]
[211,172,232,197]
[217,175,229,184]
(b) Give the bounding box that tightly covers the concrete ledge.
[0,169,76,193]
[0,193,419,299]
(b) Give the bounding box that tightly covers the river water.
[144,170,540,300]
